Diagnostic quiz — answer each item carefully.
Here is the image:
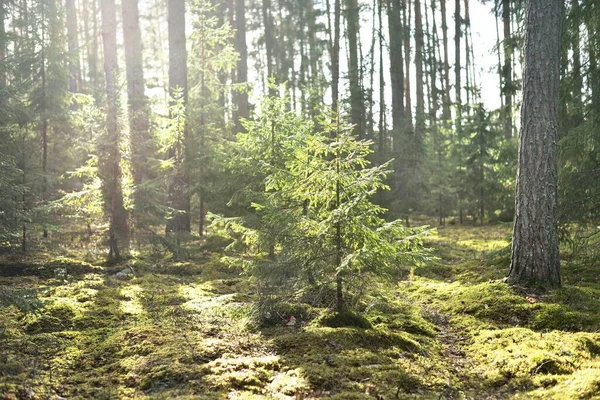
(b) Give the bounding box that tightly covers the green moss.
[319,311,373,329]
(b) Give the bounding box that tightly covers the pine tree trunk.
[508,0,562,288]
[346,0,364,139]
[378,0,385,153]
[90,0,99,86]
[40,0,48,238]
[0,4,6,89]
[440,0,451,124]
[122,0,152,232]
[387,0,404,189]
[100,0,129,259]
[502,0,513,139]
[455,0,463,224]
[402,0,413,132]
[66,0,79,95]
[570,0,582,118]
[331,0,341,110]
[234,0,249,132]
[166,0,191,234]
[262,0,274,82]
[414,0,425,147]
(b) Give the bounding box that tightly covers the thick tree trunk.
[100,0,129,259]
[346,0,364,139]
[234,0,249,132]
[166,0,191,234]
[508,0,563,288]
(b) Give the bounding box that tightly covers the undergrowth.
[1,224,599,399]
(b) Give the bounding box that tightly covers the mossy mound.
[318,311,372,329]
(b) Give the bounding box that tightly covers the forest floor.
[1,224,600,399]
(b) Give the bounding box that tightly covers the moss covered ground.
[1,224,600,399]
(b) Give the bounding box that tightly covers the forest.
[1,0,600,397]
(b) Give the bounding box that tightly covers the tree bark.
[66,0,80,95]
[502,0,513,139]
[166,0,191,234]
[234,0,249,132]
[122,0,152,230]
[346,0,364,139]
[508,0,563,288]
[0,3,7,89]
[414,0,425,146]
[100,0,129,259]
[387,0,405,189]
[440,0,451,124]
[455,0,463,224]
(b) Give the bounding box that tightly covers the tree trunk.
[262,0,274,83]
[122,0,152,231]
[502,0,513,139]
[66,0,80,95]
[100,0,129,260]
[40,0,48,238]
[388,0,405,190]
[0,3,6,89]
[414,0,425,147]
[440,0,451,124]
[403,0,413,132]
[570,0,582,118]
[378,0,386,153]
[346,0,364,139]
[508,0,562,288]
[331,0,341,110]
[234,0,249,132]
[166,0,191,234]
[455,0,463,224]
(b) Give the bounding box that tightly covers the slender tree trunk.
[403,0,413,132]
[388,0,405,191]
[502,0,513,139]
[508,0,563,287]
[41,0,48,238]
[234,0,249,131]
[262,0,274,83]
[0,3,6,89]
[440,0,451,124]
[378,0,386,153]
[495,1,505,112]
[66,0,80,95]
[166,0,191,234]
[570,0,582,117]
[91,0,99,86]
[414,0,425,146]
[346,0,364,139]
[100,0,129,260]
[455,0,463,224]
[122,0,152,233]
[332,0,341,110]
